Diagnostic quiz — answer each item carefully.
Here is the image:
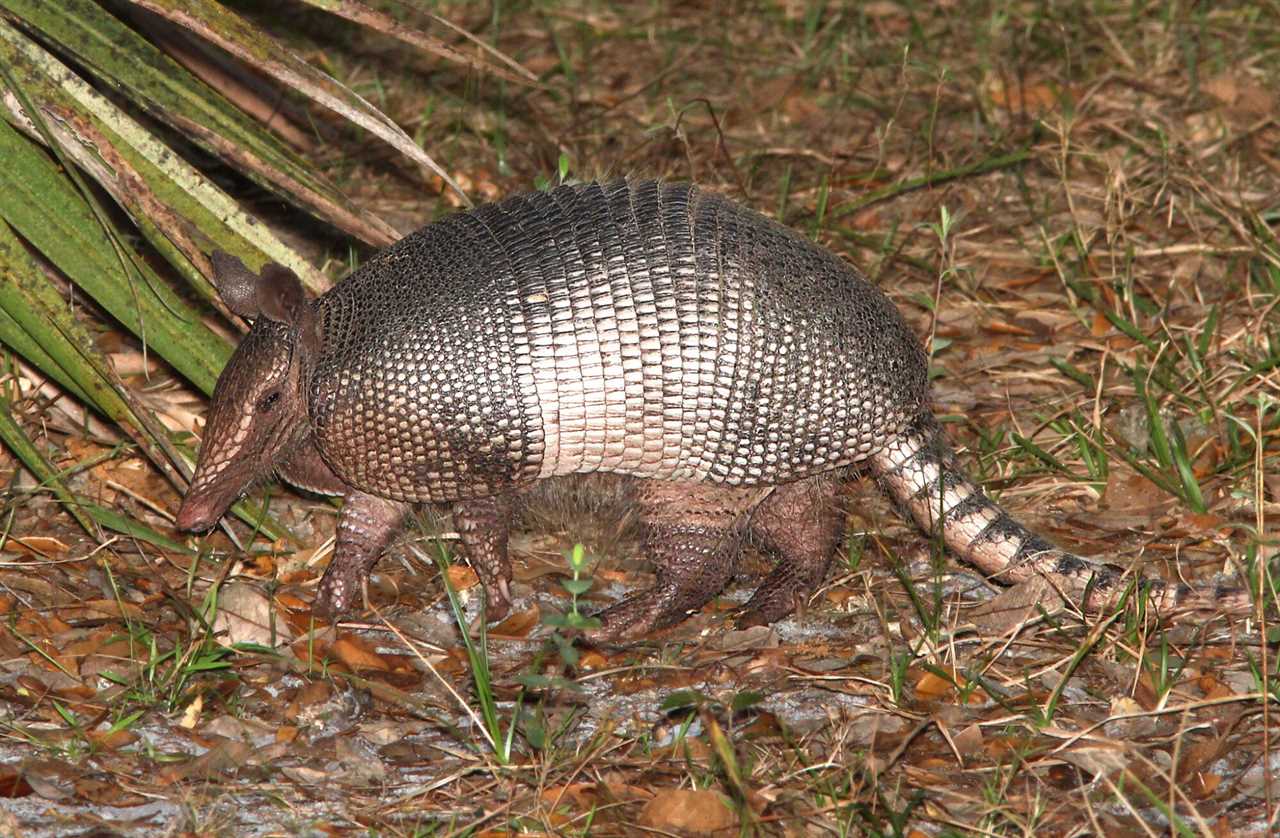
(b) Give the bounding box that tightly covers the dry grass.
[1,1,1278,835]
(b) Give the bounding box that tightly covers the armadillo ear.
[257,263,322,354]
[256,264,309,326]
[209,251,260,318]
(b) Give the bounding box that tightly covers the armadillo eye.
[259,391,281,412]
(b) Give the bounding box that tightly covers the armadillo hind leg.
[452,495,515,622]
[870,411,1191,612]
[738,475,848,628]
[314,490,411,617]
[590,482,764,640]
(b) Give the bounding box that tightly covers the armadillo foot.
[590,584,690,640]
[452,495,515,623]
[589,528,738,641]
[314,490,410,618]
[588,482,762,640]
[738,475,846,627]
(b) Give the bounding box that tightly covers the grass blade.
[0,397,94,534]
[296,0,538,87]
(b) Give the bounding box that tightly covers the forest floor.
[1,1,1278,835]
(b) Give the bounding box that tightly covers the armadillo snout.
[175,494,225,532]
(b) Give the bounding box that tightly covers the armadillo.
[176,179,1239,638]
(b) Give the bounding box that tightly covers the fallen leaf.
[179,694,203,729]
[447,564,479,591]
[74,775,147,806]
[1188,772,1222,799]
[1105,471,1169,514]
[213,582,290,648]
[714,625,778,651]
[577,649,609,670]
[914,670,955,700]
[953,723,984,758]
[4,536,69,557]
[968,576,1061,635]
[331,634,392,672]
[491,606,540,638]
[158,740,252,784]
[0,769,33,799]
[638,788,736,834]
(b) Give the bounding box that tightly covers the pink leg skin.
[739,475,847,628]
[313,490,410,618]
[590,482,764,641]
[452,495,515,622]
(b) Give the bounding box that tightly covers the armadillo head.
[176,253,320,533]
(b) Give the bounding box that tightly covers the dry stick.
[309,0,540,88]
[829,148,1032,221]
[1256,400,1273,827]
[673,98,749,201]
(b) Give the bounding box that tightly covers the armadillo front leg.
[452,496,515,623]
[591,483,764,640]
[314,490,410,617]
[739,475,847,627]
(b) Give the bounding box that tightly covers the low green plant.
[431,541,518,764]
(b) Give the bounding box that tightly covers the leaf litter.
[1,1,1278,836]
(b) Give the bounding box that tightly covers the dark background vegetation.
[0,1,1277,835]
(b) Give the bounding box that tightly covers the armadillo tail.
[869,411,1248,615]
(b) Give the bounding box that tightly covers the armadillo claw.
[584,585,698,641]
[734,573,818,630]
[483,577,513,623]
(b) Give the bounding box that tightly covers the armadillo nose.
[174,497,219,533]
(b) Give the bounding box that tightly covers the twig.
[830,148,1032,221]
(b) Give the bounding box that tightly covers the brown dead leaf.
[540,782,601,810]
[274,590,311,612]
[968,576,1061,634]
[212,582,289,648]
[1176,735,1229,784]
[638,788,737,835]
[953,723,984,758]
[291,679,331,714]
[1056,743,1129,779]
[87,727,137,751]
[1177,512,1225,536]
[1105,471,1169,514]
[491,606,540,638]
[1203,71,1275,120]
[1197,674,1234,700]
[3,574,63,605]
[1187,771,1222,800]
[740,710,784,740]
[446,564,480,592]
[15,675,50,704]
[983,75,1062,116]
[1091,311,1111,337]
[331,634,392,672]
[914,670,955,701]
[714,625,778,651]
[60,599,146,622]
[577,649,609,670]
[0,768,33,799]
[982,319,1037,337]
[74,774,148,807]
[158,740,252,785]
[4,536,69,557]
